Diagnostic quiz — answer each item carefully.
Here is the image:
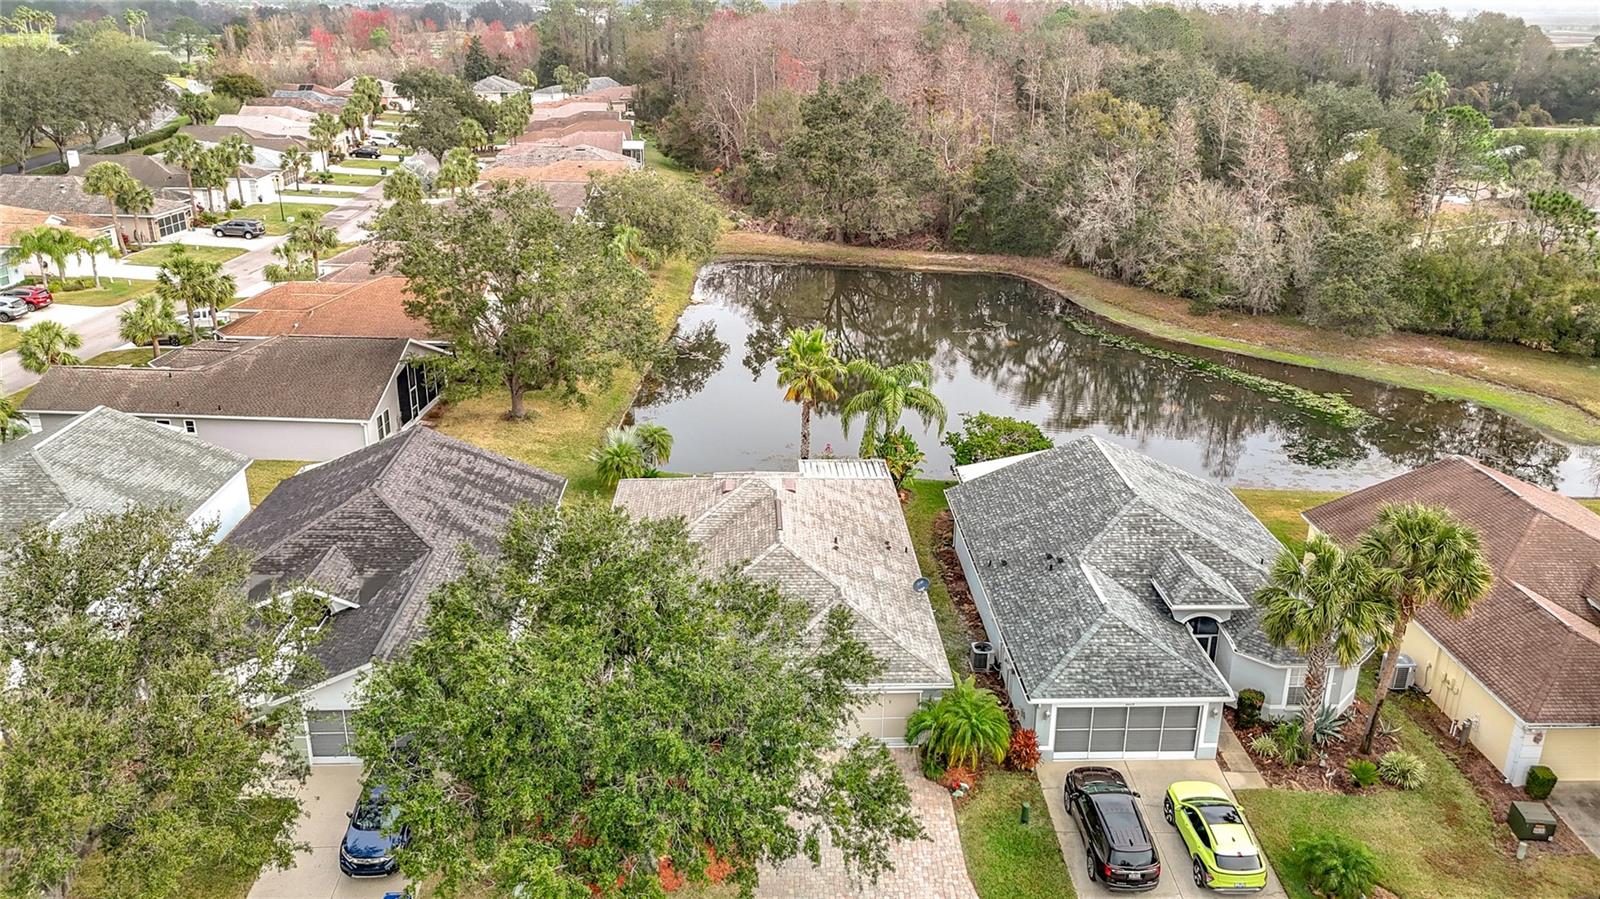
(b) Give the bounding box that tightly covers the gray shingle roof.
[0,174,188,218]
[227,427,566,681]
[946,437,1294,702]
[472,75,524,93]
[21,336,429,421]
[0,407,247,530]
[613,459,952,688]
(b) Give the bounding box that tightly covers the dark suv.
[1065,766,1161,890]
[351,145,383,159]
[338,783,410,877]
[213,219,266,238]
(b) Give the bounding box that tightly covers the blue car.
[339,784,409,877]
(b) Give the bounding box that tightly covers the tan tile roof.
[0,205,106,245]
[483,159,633,183]
[220,276,432,340]
[1307,456,1600,724]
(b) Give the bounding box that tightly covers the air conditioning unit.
[1389,653,1416,691]
[970,641,996,673]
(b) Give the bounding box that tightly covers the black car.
[339,783,409,877]
[351,145,383,159]
[1065,766,1161,890]
[213,219,265,238]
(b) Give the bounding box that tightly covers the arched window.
[1189,616,1220,661]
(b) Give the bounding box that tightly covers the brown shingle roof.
[220,277,432,341]
[21,335,426,421]
[1306,456,1600,724]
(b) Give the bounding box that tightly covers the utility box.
[1508,801,1558,842]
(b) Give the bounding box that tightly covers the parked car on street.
[351,145,383,159]
[339,783,410,877]
[213,219,266,239]
[1164,782,1268,892]
[3,285,53,309]
[1065,766,1161,890]
[0,294,32,322]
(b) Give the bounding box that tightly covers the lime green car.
[1162,781,1268,892]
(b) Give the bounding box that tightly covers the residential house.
[613,459,954,744]
[529,76,633,109]
[229,426,566,762]
[1306,456,1600,785]
[515,117,634,155]
[0,204,113,286]
[184,125,327,172]
[237,103,319,123]
[214,114,354,154]
[243,96,345,117]
[20,336,444,462]
[0,174,190,243]
[333,76,410,111]
[945,437,1363,762]
[483,141,639,216]
[471,74,524,103]
[68,151,277,211]
[271,84,349,106]
[0,406,250,538]
[219,276,435,343]
[318,242,379,283]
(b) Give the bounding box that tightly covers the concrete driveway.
[1550,782,1600,858]
[248,764,408,899]
[1039,759,1288,898]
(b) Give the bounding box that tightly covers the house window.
[1286,685,1308,707]
[1189,616,1220,661]
[183,420,196,434]
[375,408,393,440]
[306,709,355,758]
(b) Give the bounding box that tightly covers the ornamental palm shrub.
[589,429,648,485]
[1297,834,1381,899]
[905,675,1010,779]
[1378,750,1426,789]
[16,320,83,374]
[1346,758,1380,789]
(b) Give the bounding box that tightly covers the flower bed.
[1226,704,1400,794]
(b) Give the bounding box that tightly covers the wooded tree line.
[640,1,1600,356]
[0,29,173,163]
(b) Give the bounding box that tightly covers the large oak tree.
[351,502,923,897]
[372,182,660,419]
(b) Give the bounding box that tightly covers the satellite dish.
[913,577,931,593]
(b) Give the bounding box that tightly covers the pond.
[632,261,1600,494]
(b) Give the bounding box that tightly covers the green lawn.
[279,188,357,198]
[246,459,309,506]
[338,157,406,170]
[70,796,295,899]
[1230,488,1346,548]
[84,348,156,367]
[311,171,384,186]
[1238,681,1600,899]
[228,202,347,235]
[0,324,19,354]
[646,140,700,187]
[125,244,246,266]
[957,770,1076,899]
[48,278,156,306]
[434,257,700,498]
[905,479,971,675]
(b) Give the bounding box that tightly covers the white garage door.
[848,692,922,743]
[1052,705,1200,757]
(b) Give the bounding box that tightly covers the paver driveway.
[1039,758,1289,898]
[248,764,408,899]
[755,749,978,899]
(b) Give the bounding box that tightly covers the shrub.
[938,765,977,792]
[1249,734,1281,760]
[1236,689,1265,727]
[1346,758,1379,789]
[869,426,924,488]
[1310,705,1345,746]
[1525,765,1558,800]
[941,412,1055,465]
[1297,834,1380,899]
[226,199,244,210]
[33,162,68,175]
[1378,750,1425,789]
[906,675,1010,779]
[1274,721,1308,766]
[1003,728,1040,772]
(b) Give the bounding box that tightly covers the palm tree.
[3,226,67,289]
[70,233,116,289]
[457,118,488,150]
[339,103,364,145]
[1258,534,1394,749]
[116,182,155,249]
[841,358,947,456]
[436,147,479,197]
[119,294,182,362]
[608,224,658,268]
[309,113,340,172]
[161,134,206,215]
[590,430,648,485]
[905,675,1011,777]
[284,210,338,270]
[1355,503,1493,753]
[176,91,214,125]
[631,423,673,469]
[82,162,135,256]
[280,146,310,190]
[774,327,846,459]
[17,320,83,374]
[383,167,423,204]
[155,245,237,340]
[1412,71,1449,116]
[217,134,255,206]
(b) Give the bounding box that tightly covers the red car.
[3,285,52,309]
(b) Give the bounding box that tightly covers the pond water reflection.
[632,262,1600,494]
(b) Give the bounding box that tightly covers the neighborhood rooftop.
[0,407,247,531]
[0,174,188,218]
[220,276,433,341]
[613,459,953,688]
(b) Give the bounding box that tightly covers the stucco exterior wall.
[1539,728,1600,782]
[185,467,251,540]
[1402,624,1521,781]
[31,411,366,461]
